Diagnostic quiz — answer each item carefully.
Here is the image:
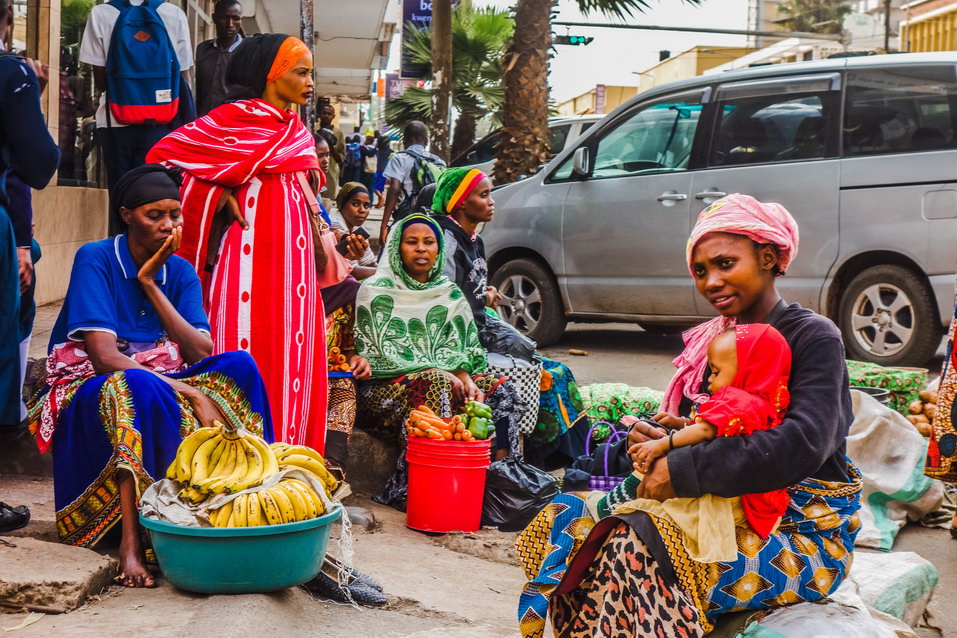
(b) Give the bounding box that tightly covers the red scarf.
[146,98,321,274]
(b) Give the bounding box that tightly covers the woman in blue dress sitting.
[28,165,274,587]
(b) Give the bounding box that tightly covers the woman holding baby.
[516,194,862,637]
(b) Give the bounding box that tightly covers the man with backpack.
[378,120,445,245]
[79,0,194,234]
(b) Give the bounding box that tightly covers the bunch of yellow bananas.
[209,479,325,527]
[166,421,279,504]
[270,442,339,497]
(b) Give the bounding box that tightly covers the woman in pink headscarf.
[515,194,862,638]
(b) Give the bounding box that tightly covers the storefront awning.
[243,0,398,98]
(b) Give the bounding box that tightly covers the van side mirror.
[572,147,590,178]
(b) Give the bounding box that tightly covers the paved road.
[541,321,953,637]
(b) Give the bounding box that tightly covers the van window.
[549,124,572,154]
[588,99,703,179]
[844,66,957,156]
[709,90,833,167]
[452,131,500,167]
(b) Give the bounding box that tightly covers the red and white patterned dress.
[147,98,327,451]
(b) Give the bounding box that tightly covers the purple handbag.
[585,422,628,492]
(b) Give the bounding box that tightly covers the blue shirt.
[49,235,210,352]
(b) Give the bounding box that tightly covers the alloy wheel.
[497,274,543,334]
[849,283,915,358]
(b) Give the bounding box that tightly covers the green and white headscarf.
[354,214,487,378]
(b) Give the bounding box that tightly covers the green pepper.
[477,407,493,419]
[468,416,487,440]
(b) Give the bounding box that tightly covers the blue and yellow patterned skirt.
[44,351,273,547]
[517,464,862,637]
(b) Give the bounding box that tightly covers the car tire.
[837,264,941,366]
[491,258,567,347]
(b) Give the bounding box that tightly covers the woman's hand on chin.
[636,457,676,502]
[137,226,181,285]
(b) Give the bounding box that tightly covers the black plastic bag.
[480,314,537,362]
[482,457,558,532]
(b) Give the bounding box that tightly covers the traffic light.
[553,34,594,46]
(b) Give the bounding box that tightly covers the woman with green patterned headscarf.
[354,214,527,507]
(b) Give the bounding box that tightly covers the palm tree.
[493,0,699,184]
[386,4,513,160]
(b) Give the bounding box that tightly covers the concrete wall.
[32,185,109,305]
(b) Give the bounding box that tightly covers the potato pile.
[907,388,938,437]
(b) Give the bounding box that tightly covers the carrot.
[442,430,453,440]
[412,412,452,430]
[417,405,436,417]
[454,433,462,441]
[461,430,473,441]
[426,428,444,440]
[329,347,340,355]
[412,427,427,437]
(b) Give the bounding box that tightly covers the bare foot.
[117,541,156,588]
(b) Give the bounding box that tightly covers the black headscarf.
[224,33,288,102]
[111,164,182,224]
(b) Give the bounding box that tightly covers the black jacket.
[434,215,488,332]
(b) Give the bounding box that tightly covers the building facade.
[901,0,957,52]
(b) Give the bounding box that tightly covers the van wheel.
[838,265,941,366]
[491,258,567,347]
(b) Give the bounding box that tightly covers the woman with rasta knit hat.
[430,168,501,334]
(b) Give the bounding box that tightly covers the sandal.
[0,502,30,533]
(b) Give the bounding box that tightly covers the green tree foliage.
[386,4,514,159]
[777,0,852,35]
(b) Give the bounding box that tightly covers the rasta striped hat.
[432,167,487,215]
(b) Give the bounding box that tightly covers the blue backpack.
[105,0,180,125]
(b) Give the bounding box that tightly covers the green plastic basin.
[140,505,342,594]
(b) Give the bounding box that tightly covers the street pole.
[884,0,892,52]
[430,0,452,162]
[300,0,315,131]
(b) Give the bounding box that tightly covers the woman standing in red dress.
[148,34,328,451]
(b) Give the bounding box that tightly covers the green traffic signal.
[553,34,594,46]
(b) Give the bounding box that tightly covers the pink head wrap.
[662,193,800,414]
[685,193,799,276]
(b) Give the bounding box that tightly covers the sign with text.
[385,73,403,101]
[401,0,432,79]
[595,84,606,115]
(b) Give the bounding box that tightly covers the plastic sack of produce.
[481,457,558,532]
[734,593,919,638]
[480,313,537,362]
[848,390,944,550]
[839,551,938,629]
[579,383,663,424]
[847,360,928,416]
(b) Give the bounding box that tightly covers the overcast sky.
[468,0,750,103]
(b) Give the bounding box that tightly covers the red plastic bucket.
[405,436,492,532]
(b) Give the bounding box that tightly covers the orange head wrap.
[267,37,311,83]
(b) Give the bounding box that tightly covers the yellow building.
[555,85,638,116]
[901,0,957,52]
[633,46,758,93]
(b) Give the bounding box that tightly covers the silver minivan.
[483,53,957,366]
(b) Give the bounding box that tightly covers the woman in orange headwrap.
[147,34,330,451]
